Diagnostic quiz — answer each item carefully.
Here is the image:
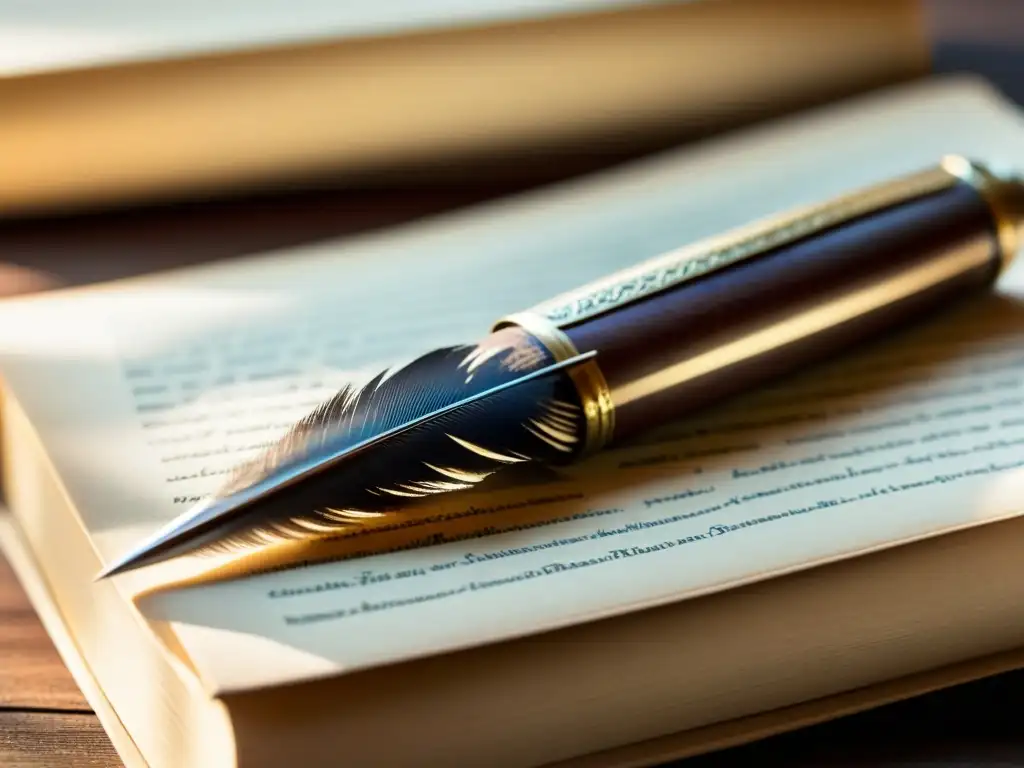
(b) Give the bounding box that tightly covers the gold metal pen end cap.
[942,155,1024,273]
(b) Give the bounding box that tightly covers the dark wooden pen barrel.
[563,177,1005,443]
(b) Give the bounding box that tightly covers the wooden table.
[0,556,122,767]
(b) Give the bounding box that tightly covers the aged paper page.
[4,75,1024,693]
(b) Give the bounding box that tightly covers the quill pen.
[98,156,1024,579]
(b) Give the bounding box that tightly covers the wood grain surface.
[0,712,120,768]
[0,558,87,712]
[0,557,122,767]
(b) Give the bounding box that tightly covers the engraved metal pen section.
[96,156,1024,578]
[499,155,1024,443]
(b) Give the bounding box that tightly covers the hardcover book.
[1,0,926,214]
[5,74,1024,767]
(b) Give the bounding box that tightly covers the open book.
[5,74,1024,767]
[1,0,926,215]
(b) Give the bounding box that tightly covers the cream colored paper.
[4,75,1024,695]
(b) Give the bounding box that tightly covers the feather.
[96,327,592,577]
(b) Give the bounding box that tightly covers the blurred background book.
[2,2,1022,280]
[2,0,926,216]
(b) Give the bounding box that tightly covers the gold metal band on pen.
[940,155,1023,273]
[494,311,615,456]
